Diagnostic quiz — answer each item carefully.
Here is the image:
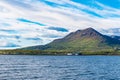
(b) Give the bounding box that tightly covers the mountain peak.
[75,27,102,37]
[82,27,97,32]
[75,27,95,33]
[84,27,95,30]
[59,27,103,42]
[77,27,102,38]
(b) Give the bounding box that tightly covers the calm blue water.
[0,55,120,80]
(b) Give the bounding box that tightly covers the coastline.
[0,49,120,55]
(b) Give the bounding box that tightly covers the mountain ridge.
[23,28,120,52]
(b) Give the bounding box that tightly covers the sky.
[0,0,120,49]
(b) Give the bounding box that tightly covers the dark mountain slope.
[111,35,120,41]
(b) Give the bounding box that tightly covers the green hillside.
[24,28,120,54]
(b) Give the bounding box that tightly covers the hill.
[24,28,120,54]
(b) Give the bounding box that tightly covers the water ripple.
[0,55,120,80]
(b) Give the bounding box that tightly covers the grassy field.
[0,49,120,55]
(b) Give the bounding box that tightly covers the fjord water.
[0,55,120,80]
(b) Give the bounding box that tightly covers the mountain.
[24,28,120,52]
[110,35,120,41]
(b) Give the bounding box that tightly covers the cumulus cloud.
[0,0,120,49]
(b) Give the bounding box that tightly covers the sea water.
[0,55,120,80]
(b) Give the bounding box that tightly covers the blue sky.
[0,0,120,49]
